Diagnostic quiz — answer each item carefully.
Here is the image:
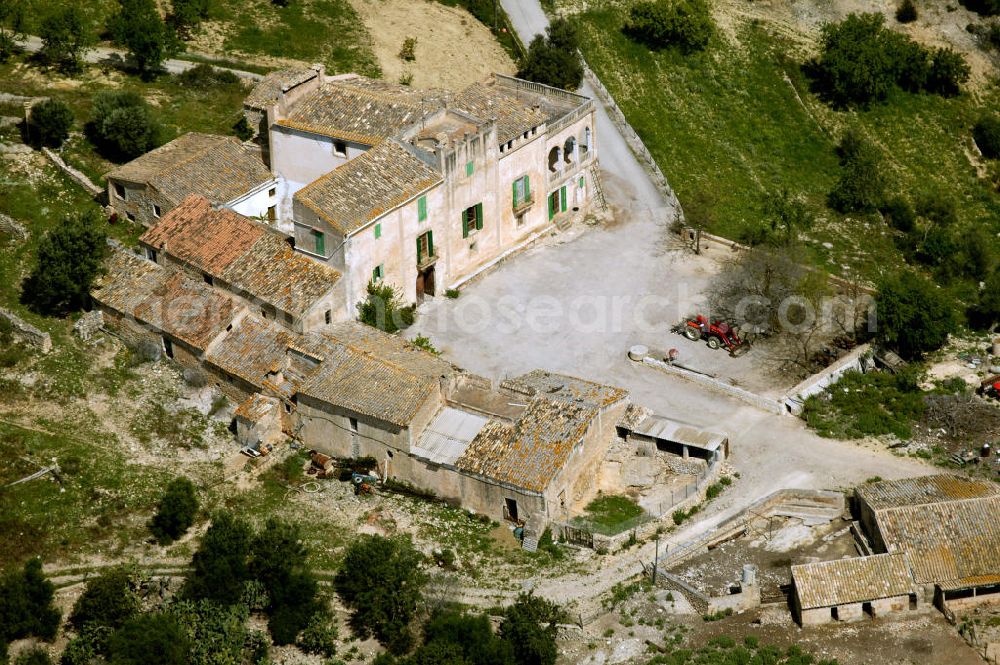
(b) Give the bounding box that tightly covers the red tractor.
[676,315,747,356]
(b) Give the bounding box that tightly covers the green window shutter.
[579,176,584,188]
[475,203,483,230]
[548,193,554,220]
[524,175,530,200]
[374,223,381,239]
[418,196,427,222]
[560,186,567,212]
[462,208,469,238]
[416,236,422,263]
[512,181,517,208]
[466,161,474,177]
[313,230,325,256]
[427,230,433,257]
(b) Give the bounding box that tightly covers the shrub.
[184,511,252,605]
[896,0,918,22]
[829,128,887,213]
[20,209,108,316]
[70,567,140,631]
[89,91,162,161]
[814,13,897,106]
[0,559,61,643]
[60,625,114,665]
[882,196,916,232]
[150,477,199,545]
[30,99,73,148]
[926,46,970,96]
[268,603,314,646]
[13,647,51,665]
[875,270,956,359]
[516,18,584,90]
[974,115,1000,159]
[170,0,210,38]
[410,334,440,355]
[232,115,253,141]
[109,614,189,665]
[167,600,249,665]
[915,191,958,226]
[398,37,416,61]
[297,611,338,657]
[625,0,714,53]
[444,288,460,299]
[357,280,414,333]
[176,63,240,88]
[959,0,1000,16]
[499,593,562,665]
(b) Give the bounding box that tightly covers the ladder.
[589,164,608,212]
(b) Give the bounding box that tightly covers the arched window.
[548,146,561,172]
[564,136,576,164]
[580,127,591,155]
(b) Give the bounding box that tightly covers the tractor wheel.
[683,327,700,341]
[707,336,721,350]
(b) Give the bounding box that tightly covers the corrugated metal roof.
[628,415,726,452]
[792,553,915,609]
[411,407,488,465]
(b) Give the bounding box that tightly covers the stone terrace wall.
[0,308,52,353]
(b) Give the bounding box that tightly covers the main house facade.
[107,69,598,316]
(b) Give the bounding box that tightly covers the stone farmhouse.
[791,474,1000,625]
[107,68,599,316]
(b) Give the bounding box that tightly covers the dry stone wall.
[0,308,52,353]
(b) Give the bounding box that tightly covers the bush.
[974,115,1000,159]
[232,115,253,141]
[89,91,163,162]
[167,600,250,665]
[444,288,460,299]
[170,0,210,38]
[398,37,416,61]
[926,46,970,96]
[70,567,140,631]
[0,559,61,643]
[896,0,918,23]
[516,18,584,90]
[882,196,916,232]
[357,280,414,333]
[184,511,252,605]
[176,63,241,88]
[297,611,338,657]
[109,614,189,665]
[13,647,51,665]
[30,99,73,148]
[410,335,439,355]
[875,270,956,359]
[625,0,714,53]
[804,369,926,439]
[499,594,561,665]
[60,625,114,665]
[334,535,427,654]
[959,0,1000,16]
[829,128,887,213]
[150,477,199,545]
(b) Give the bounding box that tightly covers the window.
[374,223,381,239]
[531,127,537,135]
[461,203,483,238]
[334,141,347,156]
[284,402,291,414]
[162,337,173,359]
[203,273,213,285]
[113,182,126,199]
[581,126,591,154]
[284,312,293,324]
[548,146,561,172]
[564,136,576,163]
[267,205,276,223]
[152,204,161,218]
[506,140,513,150]
[372,264,384,281]
[146,248,157,262]
[523,131,529,140]
[349,417,358,432]
[417,230,434,264]
[311,229,325,256]
[579,176,585,189]
[465,160,474,177]
[324,310,332,325]
[417,195,427,222]
[500,144,505,154]
[268,187,276,197]
[126,212,136,222]
[512,175,531,208]
[261,308,268,319]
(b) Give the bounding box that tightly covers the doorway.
[504,498,519,522]
[162,336,173,359]
[862,601,874,619]
[416,265,435,301]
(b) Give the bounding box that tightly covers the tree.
[423,610,512,665]
[762,188,813,245]
[89,91,162,161]
[960,0,1000,15]
[60,624,114,665]
[20,209,108,316]
[0,0,26,63]
[334,535,427,654]
[108,0,176,79]
[814,13,896,106]
[625,0,714,53]
[150,477,199,545]
[828,128,887,213]
[109,614,189,665]
[69,566,140,631]
[516,18,583,91]
[169,0,210,38]
[184,511,252,605]
[499,594,561,665]
[926,46,970,96]
[250,518,321,644]
[974,115,1000,159]
[0,559,61,644]
[972,267,1000,328]
[38,5,93,74]
[875,270,956,359]
[357,280,414,333]
[30,99,74,148]
[896,0,918,23]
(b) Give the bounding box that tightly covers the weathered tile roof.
[294,140,442,235]
[234,393,280,422]
[857,475,1000,511]
[325,322,455,381]
[874,495,1000,586]
[106,133,272,206]
[276,76,443,144]
[792,553,915,609]
[500,370,628,409]
[617,404,652,432]
[455,396,598,493]
[245,68,319,109]
[92,248,237,352]
[204,315,296,388]
[142,195,341,316]
[452,79,551,144]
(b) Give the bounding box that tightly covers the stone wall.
[0,308,52,353]
[73,310,104,341]
[0,213,29,241]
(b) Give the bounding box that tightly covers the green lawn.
[573,494,647,535]
[574,9,1000,284]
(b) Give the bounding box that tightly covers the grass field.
[574,9,1000,283]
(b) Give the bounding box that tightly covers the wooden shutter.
[427,230,433,257]
[475,203,483,230]
[524,175,530,201]
[512,181,517,208]
[313,230,325,255]
[418,196,427,222]
[416,236,422,263]
[548,193,555,220]
[560,186,567,212]
[462,208,469,238]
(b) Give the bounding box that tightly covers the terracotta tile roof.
[325,322,454,381]
[142,195,341,316]
[873,495,1000,586]
[792,553,915,609]
[617,404,652,432]
[452,79,551,144]
[141,195,263,274]
[234,393,281,422]
[455,396,598,493]
[106,133,273,207]
[276,76,444,144]
[204,315,296,388]
[91,248,237,352]
[500,370,628,409]
[294,140,442,235]
[857,475,1000,511]
[245,68,319,109]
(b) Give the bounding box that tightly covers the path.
[17,36,264,81]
